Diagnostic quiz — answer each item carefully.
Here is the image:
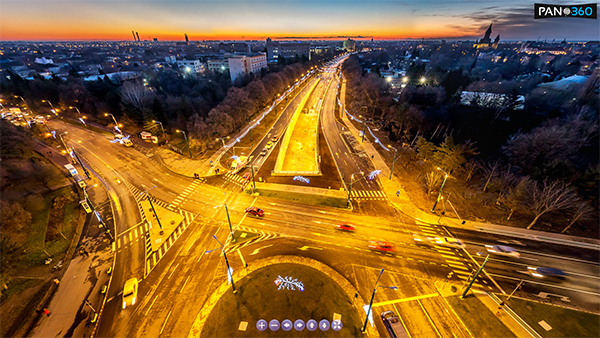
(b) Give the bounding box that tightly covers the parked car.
[245,207,264,217]
[260,149,267,156]
[368,241,394,252]
[485,245,521,258]
[265,141,274,149]
[335,223,356,232]
[271,135,279,142]
[432,237,466,249]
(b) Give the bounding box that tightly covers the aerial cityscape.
[0,1,598,337]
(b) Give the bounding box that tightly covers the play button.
[294,319,305,331]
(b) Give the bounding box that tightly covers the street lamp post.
[217,137,231,169]
[223,193,235,242]
[69,106,82,116]
[388,145,398,180]
[250,165,256,191]
[362,268,397,333]
[359,114,367,142]
[104,113,119,127]
[41,100,58,116]
[431,167,448,212]
[141,187,163,230]
[211,235,237,293]
[152,120,168,144]
[461,253,490,299]
[59,132,69,153]
[176,130,192,159]
[14,95,32,128]
[347,171,364,208]
[71,147,90,179]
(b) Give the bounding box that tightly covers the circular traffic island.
[200,263,364,337]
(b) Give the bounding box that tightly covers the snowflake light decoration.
[274,275,305,291]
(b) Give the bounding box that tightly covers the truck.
[122,278,138,309]
[381,310,409,338]
[230,155,248,172]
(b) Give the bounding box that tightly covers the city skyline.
[1,0,598,41]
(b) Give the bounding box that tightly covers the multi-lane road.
[46,56,599,337]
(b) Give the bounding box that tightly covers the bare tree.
[527,179,580,229]
[561,201,594,234]
[31,160,56,191]
[504,176,533,221]
[120,81,153,113]
[482,160,501,192]
[425,170,443,195]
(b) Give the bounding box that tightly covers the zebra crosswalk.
[144,209,197,276]
[225,225,280,253]
[171,179,205,207]
[121,178,198,277]
[223,172,248,186]
[349,190,387,201]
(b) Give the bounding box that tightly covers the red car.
[242,172,251,182]
[245,207,264,217]
[368,241,394,252]
[271,135,279,142]
[335,223,356,232]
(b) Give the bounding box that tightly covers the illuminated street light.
[13,95,32,128]
[431,167,449,212]
[41,100,58,115]
[216,136,231,168]
[420,77,426,84]
[104,113,118,125]
[208,235,237,294]
[69,106,82,116]
[362,268,397,333]
[58,132,69,152]
[176,130,192,158]
[402,77,408,83]
[151,120,168,144]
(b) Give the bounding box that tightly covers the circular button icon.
[269,319,280,331]
[332,320,343,331]
[256,319,268,331]
[282,319,293,331]
[319,319,331,331]
[306,319,318,331]
[294,319,305,331]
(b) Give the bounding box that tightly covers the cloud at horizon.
[0,0,597,41]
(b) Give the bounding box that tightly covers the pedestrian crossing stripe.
[349,190,386,199]
[441,254,462,261]
[451,266,470,272]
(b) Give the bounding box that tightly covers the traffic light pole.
[146,193,163,230]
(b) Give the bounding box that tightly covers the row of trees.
[1,51,337,153]
[343,52,598,233]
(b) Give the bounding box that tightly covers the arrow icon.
[298,246,323,251]
[312,232,334,238]
[249,244,273,255]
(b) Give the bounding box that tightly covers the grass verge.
[446,295,516,338]
[201,263,364,337]
[503,297,600,337]
[254,189,347,209]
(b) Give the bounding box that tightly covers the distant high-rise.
[132,31,136,41]
[185,33,189,44]
[480,23,492,45]
[474,23,498,49]
[136,32,140,42]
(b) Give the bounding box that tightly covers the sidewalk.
[337,75,600,250]
[434,281,538,338]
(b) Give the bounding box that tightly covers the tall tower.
[185,33,189,44]
[136,32,141,41]
[132,31,136,41]
[481,23,492,45]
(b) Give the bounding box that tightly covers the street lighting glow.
[420,77,426,83]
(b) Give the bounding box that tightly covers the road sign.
[79,200,92,213]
